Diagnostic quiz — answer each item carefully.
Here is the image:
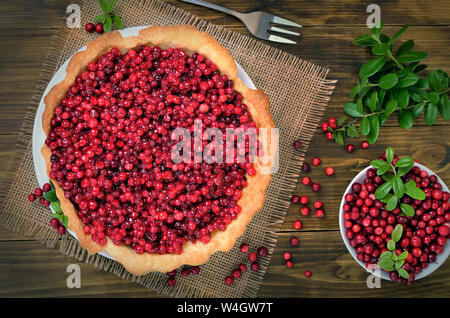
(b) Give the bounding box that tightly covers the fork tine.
[271,16,303,28]
[269,26,300,36]
[268,34,297,44]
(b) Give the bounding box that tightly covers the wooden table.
[0,0,449,297]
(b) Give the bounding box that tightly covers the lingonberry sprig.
[94,0,123,33]
[322,22,449,146]
[370,147,425,216]
[377,224,410,279]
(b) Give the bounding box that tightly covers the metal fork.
[180,0,302,44]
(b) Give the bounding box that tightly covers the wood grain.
[0,0,449,297]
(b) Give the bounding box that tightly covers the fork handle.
[180,0,244,19]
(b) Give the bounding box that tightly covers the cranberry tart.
[41,25,276,275]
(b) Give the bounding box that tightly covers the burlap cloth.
[0,0,335,297]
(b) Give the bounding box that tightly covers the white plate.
[32,26,257,260]
[339,163,450,281]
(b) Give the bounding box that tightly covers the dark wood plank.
[259,232,450,297]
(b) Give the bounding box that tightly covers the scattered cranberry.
[312,157,321,166]
[293,220,303,230]
[283,252,291,261]
[240,243,249,253]
[438,225,449,237]
[325,131,333,140]
[95,22,104,34]
[346,144,355,153]
[291,195,300,204]
[325,167,334,176]
[300,195,309,205]
[328,117,337,129]
[257,246,268,257]
[238,264,247,272]
[290,236,299,247]
[42,183,52,193]
[304,270,312,278]
[315,209,325,218]
[286,260,294,268]
[311,182,321,192]
[314,201,323,209]
[191,266,200,275]
[248,252,258,262]
[85,22,95,33]
[39,198,50,207]
[225,276,234,285]
[301,206,311,216]
[250,262,260,272]
[34,188,43,196]
[181,268,191,277]
[293,140,302,150]
[167,277,176,286]
[232,269,241,279]
[321,122,329,132]
[302,177,311,185]
[50,218,60,228]
[28,194,36,202]
[361,141,369,149]
[57,225,66,235]
[302,162,311,172]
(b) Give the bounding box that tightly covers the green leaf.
[350,86,359,99]
[335,131,344,145]
[43,190,57,202]
[383,173,394,182]
[371,21,384,37]
[375,180,393,199]
[51,201,63,214]
[395,260,405,270]
[387,239,396,251]
[392,175,405,198]
[397,72,419,88]
[380,251,393,260]
[359,56,386,79]
[353,34,377,46]
[377,258,395,271]
[368,91,378,112]
[357,86,372,99]
[413,64,428,73]
[395,156,414,168]
[103,15,113,32]
[337,116,347,126]
[98,0,109,13]
[379,73,398,89]
[415,78,429,89]
[347,124,359,138]
[386,194,398,211]
[49,180,56,191]
[397,88,409,108]
[105,0,116,13]
[398,51,428,63]
[401,203,415,217]
[389,25,409,44]
[392,224,404,242]
[360,116,371,135]
[425,103,438,126]
[370,159,391,174]
[367,115,380,144]
[344,102,363,117]
[398,166,412,176]
[428,92,440,105]
[397,39,414,56]
[438,95,450,120]
[398,251,408,261]
[398,268,409,279]
[428,71,442,92]
[113,14,123,30]
[372,42,389,55]
[384,99,398,117]
[397,109,414,129]
[411,102,425,118]
[94,14,106,23]
[404,180,426,200]
[386,147,394,162]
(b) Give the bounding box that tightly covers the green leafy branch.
[377,224,410,279]
[45,180,68,228]
[95,0,123,32]
[370,146,425,216]
[328,22,450,145]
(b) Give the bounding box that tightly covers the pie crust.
[41,25,276,275]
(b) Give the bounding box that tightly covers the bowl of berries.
[339,147,450,285]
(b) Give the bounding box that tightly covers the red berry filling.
[46,45,259,255]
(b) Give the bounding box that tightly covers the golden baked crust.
[41,25,276,275]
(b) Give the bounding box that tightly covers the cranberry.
[291,195,300,204]
[28,194,36,202]
[314,201,323,209]
[300,195,309,205]
[232,269,241,279]
[191,266,200,275]
[168,277,176,286]
[293,220,303,230]
[283,252,291,260]
[293,140,302,150]
[325,131,333,140]
[438,225,449,237]
[57,225,66,235]
[257,246,268,257]
[248,252,258,262]
[250,262,260,272]
[95,22,104,34]
[311,182,321,192]
[289,236,299,247]
[34,188,43,196]
[304,270,312,278]
[302,177,311,185]
[85,22,95,33]
[39,198,50,207]
[50,218,60,228]
[361,141,369,149]
[43,183,52,192]
[312,157,321,166]
[315,209,325,218]
[224,276,234,285]
[346,144,355,153]
[181,268,191,277]
[286,260,294,268]
[325,167,334,176]
[240,243,249,253]
[238,264,247,272]
[301,206,311,216]
[302,162,311,172]
[321,122,329,131]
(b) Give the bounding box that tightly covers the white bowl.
[339,162,450,281]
